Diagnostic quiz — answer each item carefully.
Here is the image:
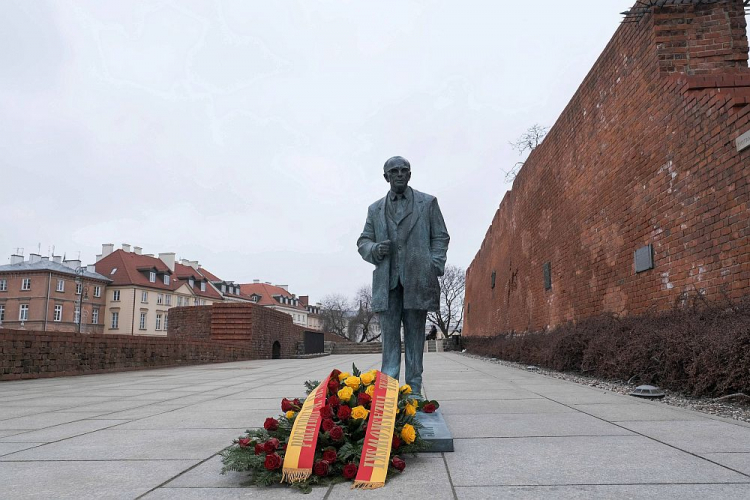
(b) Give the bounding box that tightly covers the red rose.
[322,418,335,432]
[392,435,401,450]
[320,405,333,419]
[238,438,251,448]
[343,463,358,479]
[328,378,340,393]
[337,405,351,421]
[329,425,344,441]
[293,398,302,407]
[331,369,341,379]
[264,418,279,431]
[313,459,330,477]
[357,393,371,406]
[328,395,340,408]
[423,402,437,413]
[391,456,406,472]
[264,453,283,470]
[281,398,294,412]
[263,438,280,453]
[322,448,337,463]
[254,443,264,455]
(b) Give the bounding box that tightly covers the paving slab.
[619,420,750,453]
[439,398,574,415]
[454,484,750,499]
[0,411,105,430]
[0,419,127,443]
[701,453,750,475]
[444,411,633,438]
[573,402,706,421]
[141,486,328,499]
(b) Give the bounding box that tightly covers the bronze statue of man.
[357,156,450,395]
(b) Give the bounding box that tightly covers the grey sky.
[2,1,658,303]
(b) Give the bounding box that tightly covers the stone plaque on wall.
[737,129,750,152]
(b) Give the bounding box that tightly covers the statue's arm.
[429,197,450,276]
[357,207,382,266]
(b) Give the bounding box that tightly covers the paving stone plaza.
[1,353,750,499]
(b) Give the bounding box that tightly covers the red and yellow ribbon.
[281,374,330,483]
[353,371,399,489]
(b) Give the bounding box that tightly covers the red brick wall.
[464,0,750,336]
[167,305,212,340]
[0,328,257,381]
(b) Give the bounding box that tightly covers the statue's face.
[384,166,411,194]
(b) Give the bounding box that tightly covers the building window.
[194,298,199,306]
[0,304,4,322]
[92,308,99,325]
[19,304,29,321]
[221,284,226,293]
[0,279,6,291]
[141,291,148,303]
[163,314,168,331]
[21,279,31,291]
[111,311,119,329]
[189,278,195,288]
[163,275,170,285]
[200,282,206,292]
[177,296,182,306]
[76,283,83,295]
[93,286,101,298]
[149,271,156,283]
[56,279,65,292]
[74,306,80,324]
[157,294,163,305]
[54,305,63,322]
[155,313,162,331]
[165,294,172,306]
[113,290,121,301]
[139,312,147,330]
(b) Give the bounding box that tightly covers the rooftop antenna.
[37,243,41,254]
[15,247,24,256]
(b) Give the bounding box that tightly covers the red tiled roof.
[174,262,223,300]
[239,282,306,310]
[197,267,222,282]
[95,250,178,291]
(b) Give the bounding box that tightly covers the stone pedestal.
[414,409,453,452]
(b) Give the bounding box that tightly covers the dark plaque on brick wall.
[634,244,654,273]
[303,331,324,354]
[543,262,552,290]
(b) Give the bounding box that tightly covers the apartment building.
[94,244,221,336]
[187,262,253,304]
[239,281,315,328]
[0,253,110,333]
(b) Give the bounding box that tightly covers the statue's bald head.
[383,156,411,194]
[383,156,411,173]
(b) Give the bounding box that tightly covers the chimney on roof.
[144,254,154,257]
[159,253,176,272]
[41,256,49,262]
[122,243,131,252]
[64,259,81,270]
[189,260,199,270]
[253,279,260,284]
[265,281,271,285]
[10,254,23,265]
[133,246,142,255]
[29,253,42,263]
[299,295,309,307]
[278,284,289,291]
[86,265,96,273]
[95,254,102,262]
[52,255,62,264]
[102,243,114,257]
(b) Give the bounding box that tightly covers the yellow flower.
[400,423,416,444]
[365,385,375,397]
[338,386,354,401]
[399,384,412,395]
[286,410,296,419]
[405,404,416,417]
[351,405,370,420]
[360,372,375,385]
[338,372,351,382]
[344,376,361,390]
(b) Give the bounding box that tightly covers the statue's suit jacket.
[357,188,450,313]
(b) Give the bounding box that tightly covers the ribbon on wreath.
[352,371,400,489]
[281,374,330,483]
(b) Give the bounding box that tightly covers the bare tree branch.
[320,293,350,339]
[427,264,466,338]
[347,285,381,343]
[505,124,549,182]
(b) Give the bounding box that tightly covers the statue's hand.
[377,240,391,258]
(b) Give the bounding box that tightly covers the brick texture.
[465,0,750,336]
[0,327,257,381]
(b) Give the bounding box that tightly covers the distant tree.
[428,264,466,338]
[320,293,349,338]
[505,124,549,182]
[347,285,380,343]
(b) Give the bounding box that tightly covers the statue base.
[414,409,454,452]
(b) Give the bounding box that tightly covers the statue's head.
[383,156,411,194]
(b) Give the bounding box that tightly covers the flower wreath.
[221,364,440,493]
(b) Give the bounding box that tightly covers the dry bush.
[464,296,750,398]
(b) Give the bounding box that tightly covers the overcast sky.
[1,1,663,303]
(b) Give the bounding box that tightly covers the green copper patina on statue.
[357,156,450,396]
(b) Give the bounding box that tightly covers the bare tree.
[320,293,350,338]
[428,264,466,338]
[347,285,381,343]
[505,124,549,182]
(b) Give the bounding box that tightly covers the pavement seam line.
[441,452,459,500]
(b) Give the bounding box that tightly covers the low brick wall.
[168,305,212,340]
[0,328,256,381]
